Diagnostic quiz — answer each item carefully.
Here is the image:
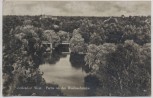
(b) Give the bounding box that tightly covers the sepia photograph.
[2,0,151,96]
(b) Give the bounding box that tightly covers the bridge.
[42,41,70,53]
[42,41,87,54]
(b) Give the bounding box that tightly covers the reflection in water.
[39,47,88,96]
[42,46,68,64]
[69,53,85,69]
[42,50,61,64]
[84,74,100,96]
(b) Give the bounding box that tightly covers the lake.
[39,52,88,96]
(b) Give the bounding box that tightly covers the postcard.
[2,0,151,96]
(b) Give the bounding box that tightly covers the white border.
[0,0,2,97]
[2,0,152,1]
[0,0,152,98]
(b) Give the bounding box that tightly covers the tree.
[96,40,150,96]
[135,26,151,45]
[90,32,103,45]
[79,23,91,43]
[57,30,69,42]
[3,22,63,96]
[84,43,117,95]
[85,40,150,96]
[104,23,123,43]
[70,33,86,53]
[42,30,60,47]
[84,43,117,73]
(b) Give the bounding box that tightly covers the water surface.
[40,54,87,96]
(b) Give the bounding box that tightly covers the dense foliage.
[3,19,64,96]
[3,15,151,96]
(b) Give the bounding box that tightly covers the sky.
[3,0,151,16]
